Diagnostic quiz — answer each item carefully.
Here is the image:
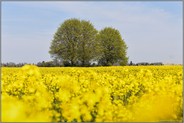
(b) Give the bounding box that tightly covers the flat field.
[1,65,183,122]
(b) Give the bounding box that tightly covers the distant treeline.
[1,61,166,67]
[1,62,34,67]
[1,61,113,67]
[1,61,61,67]
[129,61,163,66]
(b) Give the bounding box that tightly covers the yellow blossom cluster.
[1,65,183,122]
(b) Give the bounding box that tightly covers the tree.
[49,18,81,66]
[97,27,128,66]
[130,61,133,65]
[77,20,98,66]
[49,18,98,66]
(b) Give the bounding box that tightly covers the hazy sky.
[2,1,183,64]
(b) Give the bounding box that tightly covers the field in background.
[1,65,183,122]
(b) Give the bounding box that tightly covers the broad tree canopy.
[97,27,128,66]
[49,18,98,66]
[49,19,128,66]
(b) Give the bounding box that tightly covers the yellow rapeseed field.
[1,65,183,122]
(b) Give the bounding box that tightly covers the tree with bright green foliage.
[49,18,128,66]
[77,20,99,66]
[49,18,80,66]
[97,27,128,66]
[49,18,98,66]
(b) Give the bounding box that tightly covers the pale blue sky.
[2,1,183,64]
